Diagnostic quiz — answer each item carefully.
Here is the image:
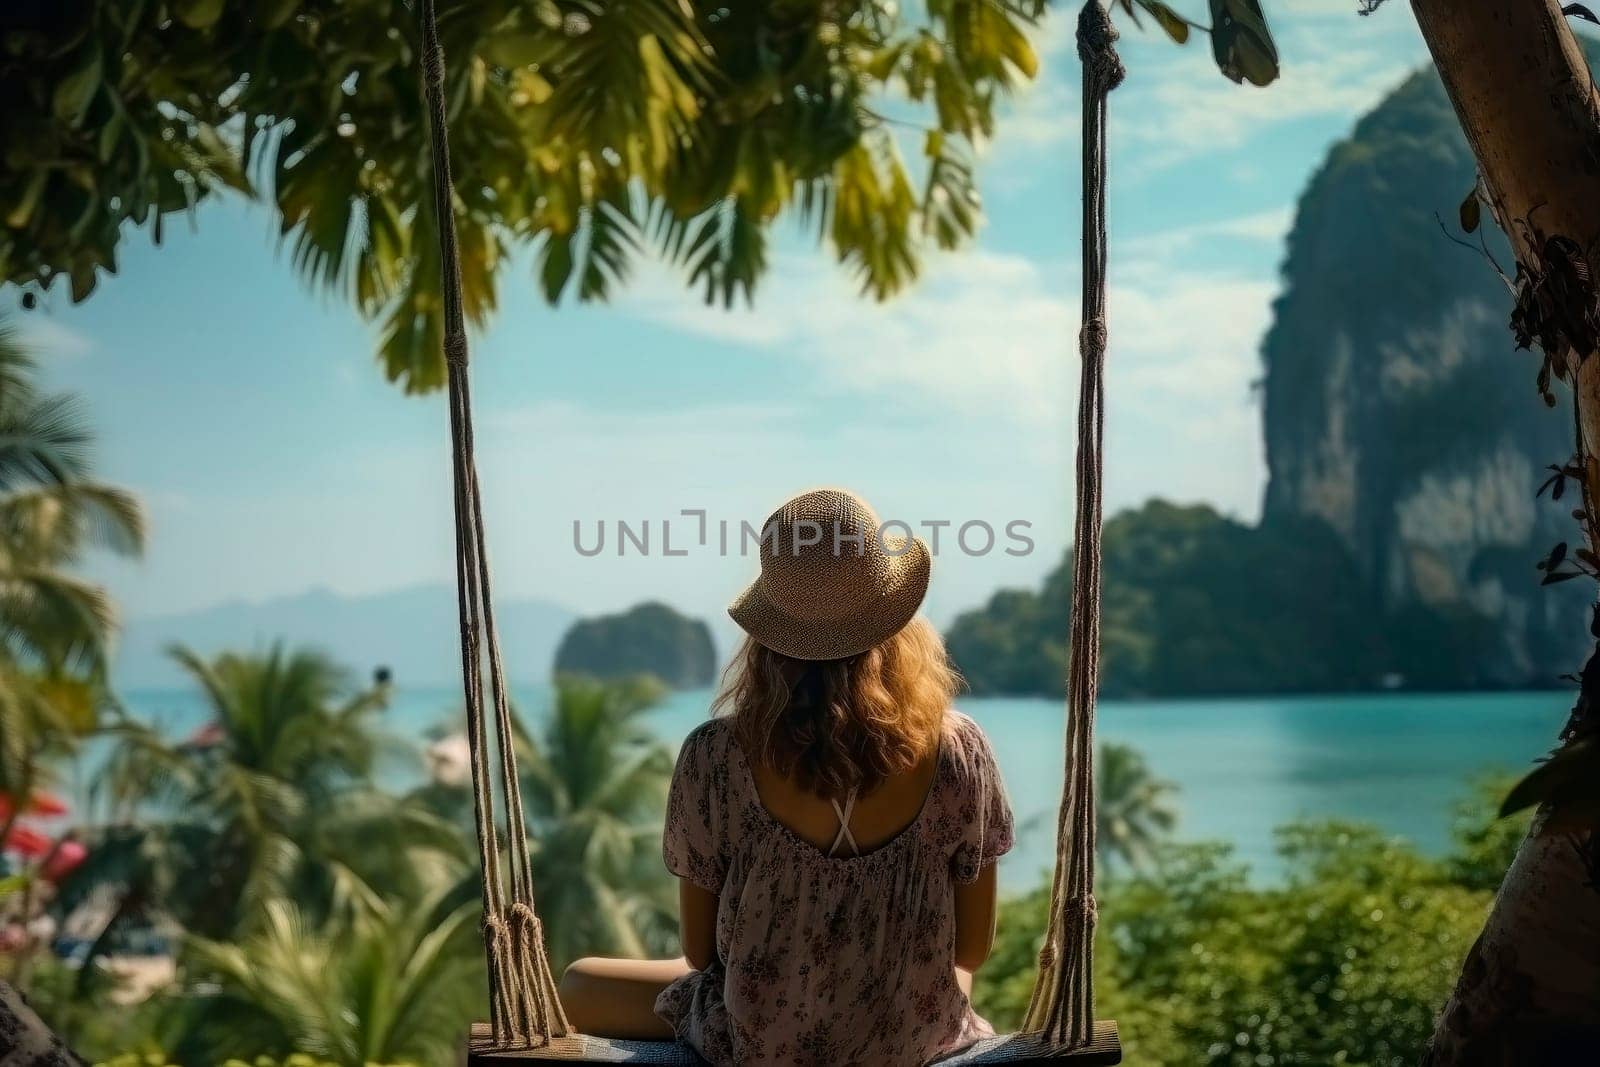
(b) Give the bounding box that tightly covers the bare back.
[748,745,940,856]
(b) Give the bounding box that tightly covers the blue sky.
[18,1,1430,633]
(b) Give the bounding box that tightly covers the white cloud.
[620,248,1076,418]
[995,78,1082,151]
[622,218,1278,415]
[987,1,1427,175]
[1117,35,1413,171]
[1123,205,1295,260]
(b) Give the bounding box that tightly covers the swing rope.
[420,0,1120,1054]
[1022,0,1122,1048]
[419,0,570,1048]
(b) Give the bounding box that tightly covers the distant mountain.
[114,585,576,689]
[554,601,718,689]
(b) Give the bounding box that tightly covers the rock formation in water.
[1259,64,1589,685]
[554,601,717,689]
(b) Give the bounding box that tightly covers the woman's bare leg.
[559,956,694,1039]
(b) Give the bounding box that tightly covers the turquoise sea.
[112,686,1570,890]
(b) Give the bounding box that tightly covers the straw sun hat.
[729,488,932,661]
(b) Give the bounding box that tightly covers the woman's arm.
[952,861,999,972]
[678,878,718,971]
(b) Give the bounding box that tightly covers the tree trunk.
[1408,1,1600,1062]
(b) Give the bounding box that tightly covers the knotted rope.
[418,0,570,1047]
[1022,0,1122,1048]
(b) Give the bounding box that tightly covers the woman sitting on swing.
[560,488,1015,1066]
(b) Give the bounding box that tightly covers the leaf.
[1564,4,1600,25]
[683,197,766,307]
[6,172,48,229]
[1549,541,1568,569]
[481,33,553,70]
[1459,188,1480,234]
[1501,738,1600,818]
[69,259,97,303]
[1209,0,1279,87]
[96,110,124,163]
[922,134,981,251]
[538,232,576,302]
[52,47,103,127]
[175,0,226,30]
[263,0,301,29]
[38,675,100,735]
[1143,1,1192,44]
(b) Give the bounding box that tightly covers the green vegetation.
[172,894,480,1067]
[410,674,678,969]
[0,318,144,801]
[519,675,677,966]
[0,316,142,995]
[75,645,465,944]
[554,602,717,690]
[96,1057,399,1067]
[977,779,1532,1066]
[5,2,1269,390]
[947,500,1506,696]
[4,0,1054,391]
[26,660,677,1065]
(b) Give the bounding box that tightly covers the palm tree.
[0,317,144,817]
[500,675,676,968]
[0,318,142,991]
[1096,742,1178,876]
[71,644,467,947]
[171,889,481,1067]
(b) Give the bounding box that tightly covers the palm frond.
[676,196,767,308]
[0,482,146,561]
[831,135,918,300]
[0,567,117,671]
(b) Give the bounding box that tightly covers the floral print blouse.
[656,711,1014,1067]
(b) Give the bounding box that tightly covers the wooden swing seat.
[469,1021,1121,1064]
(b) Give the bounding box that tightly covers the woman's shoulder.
[676,716,738,768]
[935,709,1006,795]
[939,708,995,763]
[921,709,1013,868]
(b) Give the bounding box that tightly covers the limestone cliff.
[1259,66,1588,683]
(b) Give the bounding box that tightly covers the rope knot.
[1037,942,1056,971]
[1077,1,1126,93]
[483,910,513,949]
[444,331,468,366]
[509,900,543,944]
[1079,316,1108,358]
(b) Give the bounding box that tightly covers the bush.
[975,821,1493,1066]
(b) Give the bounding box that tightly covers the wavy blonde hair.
[713,617,959,799]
